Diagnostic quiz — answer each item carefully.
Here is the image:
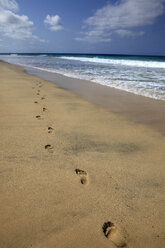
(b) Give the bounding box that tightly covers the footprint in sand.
[75,169,88,185]
[102,221,127,247]
[36,115,43,120]
[41,96,45,100]
[45,144,54,153]
[34,101,38,104]
[43,107,47,112]
[48,127,54,133]
[37,93,40,95]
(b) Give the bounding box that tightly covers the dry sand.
[0,61,165,248]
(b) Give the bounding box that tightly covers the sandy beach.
[0,60,165,248]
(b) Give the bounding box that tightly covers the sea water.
[0,53,165,100]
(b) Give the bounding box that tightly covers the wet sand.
[0,61,165,248]
[27,67,165,134]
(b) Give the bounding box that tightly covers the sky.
[0,0,165,55]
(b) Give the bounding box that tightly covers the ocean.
[0,53,165,100]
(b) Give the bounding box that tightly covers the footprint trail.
[102,221,127,247]
[45,144,54,153]
[36,115,43,120]
[75,169,89,185]
[48,127,54,133]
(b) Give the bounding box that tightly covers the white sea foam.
[9,54,18,57]
[60,56,165,69]
[38,54,47,57]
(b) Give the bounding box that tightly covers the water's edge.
[26,66,165,134]
[1,54,165,101]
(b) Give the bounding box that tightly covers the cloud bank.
[76,0,165,43]
[44,15,63,31]
[0,0,18,11]
[0,0,43,41]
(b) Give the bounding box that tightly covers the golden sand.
[0,61,165,248]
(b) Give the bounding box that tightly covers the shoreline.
[0,60,165,248]
[26,66,165,135]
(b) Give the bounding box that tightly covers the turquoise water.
[0,53,165,100]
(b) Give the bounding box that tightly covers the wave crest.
[60,56,165,69]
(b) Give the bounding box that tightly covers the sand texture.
[0,61,165,248]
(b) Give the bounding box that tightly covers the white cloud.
[0,0,18,11]
[115,29,144,37]
[75,30,111,43]
[76,0,165,43]
[44,15,63,31]
[0,0,44,41]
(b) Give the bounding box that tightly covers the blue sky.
[0,0,165,55]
